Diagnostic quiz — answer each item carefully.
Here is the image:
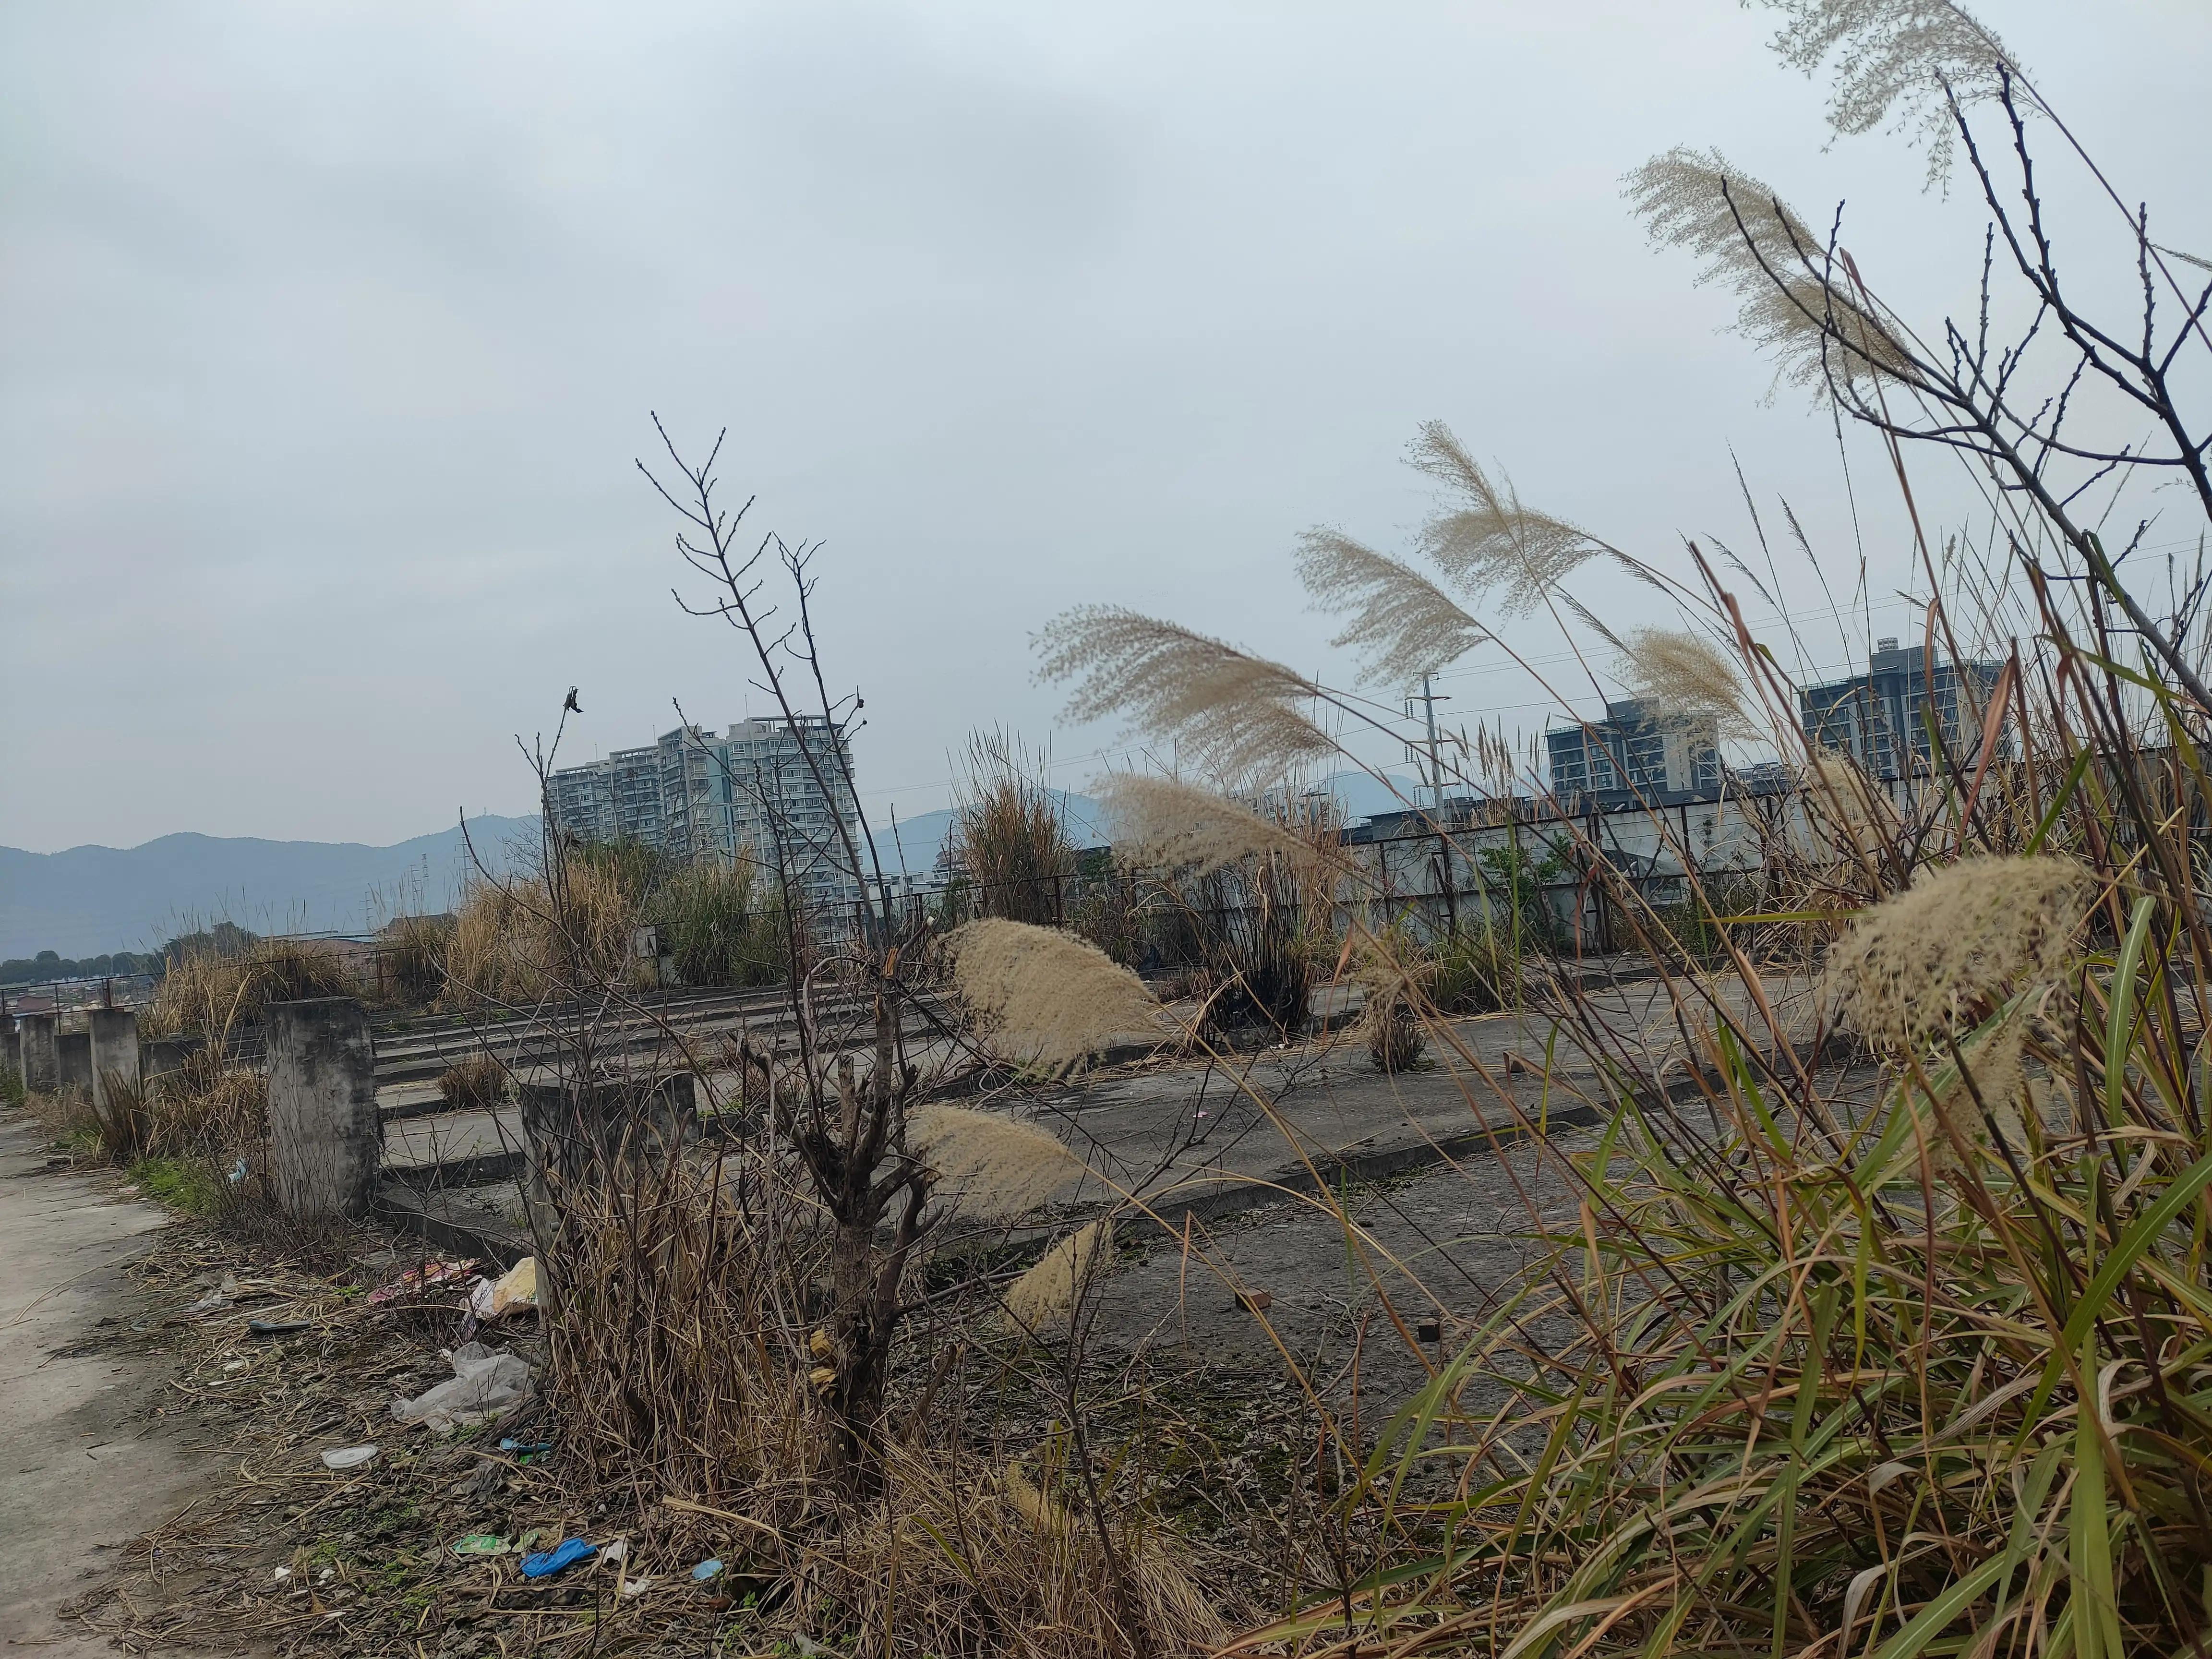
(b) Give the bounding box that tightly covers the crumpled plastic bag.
[391,1341,534,1432]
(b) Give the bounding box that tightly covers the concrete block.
[18,1015,55,1093]
[142,1034,205,1080]
[517,1070,697,1238]
[266,998,380,1221]
[89,1008,141,1115]
[55,1032,92,1094]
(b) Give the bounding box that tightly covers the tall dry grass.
[144,936,359,1039]
[952,729,1080,927]
[443,857,641,1008]
[533,1084,1224,1657]
[1030,9,2212,1651]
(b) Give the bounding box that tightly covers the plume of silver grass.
[1295,527,1489,688]
[1034,606,1335,780]
[1625,147,1916,398]
[1405,421,1612,616]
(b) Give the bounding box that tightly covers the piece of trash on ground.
[367,1259,478,1307]
[465,1277,497,1321]
[517,1528,542,1551]
[692,1558,724,1582]
[184,1274,238,1316]
[518,1537,595,1579]
[597,1538,628,1567]
[499,1438,552,1456]
[247,1318,313,1337]
[227,1156,248,1184]
[621,1577,653,1597]
[391,1341,533,1433]
[490,1256,538,1317]
[321,1444,378,1470]
[451,1534,510,1557]
[272,1565,291,1580]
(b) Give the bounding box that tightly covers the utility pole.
[1409,673,1457,936]
[1418,673,1445,810]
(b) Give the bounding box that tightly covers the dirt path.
[0,1113,207,1656]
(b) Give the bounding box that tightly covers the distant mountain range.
[1,773,1422,959]
[0,815,539,958]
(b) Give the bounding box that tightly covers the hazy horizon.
[7,1,2208,855]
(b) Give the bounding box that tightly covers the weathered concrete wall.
[266,999,379,1221]
[87,1010,140,1116]
[54,1033,91,1094]
[517,1070,696,1238]
[140,1035,204,1081]
[18,1016,56,1094]
[2,1025,17,1084]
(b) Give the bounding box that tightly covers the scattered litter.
[1234,1288,1274,1314]
[498,1438,552,1456]
[272,1566,291,1581]
[247,1318,313,1337]
[598,1538,628,1567]
[692,1558,724,1582]
[317,1566,336,1585]
[222,1359,248,1373]
[517,1529,542,1551]
[518,1538,595,1579]
[320,1444,379,1470]
[1195,1110,1209,1120]
[451,1534,511,1557]
[391,1342,534,1433]
[490,1257,538,1317]
[465,1277,497,1320]
[184,1274,238,1316]
[227,1156,248,1184]
[621,1577,654,1597]
[367,1259,478,1307]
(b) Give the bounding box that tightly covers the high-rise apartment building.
[1799,639,2006,780]
[546,716,864,914]
[1546,699,1722,804]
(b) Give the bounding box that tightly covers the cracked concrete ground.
[0,1113,208,1657]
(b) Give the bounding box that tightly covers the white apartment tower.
[547,716,865,915]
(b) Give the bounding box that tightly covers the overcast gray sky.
[4,1,2207,854]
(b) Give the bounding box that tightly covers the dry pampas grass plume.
[1003,1218,1113,1331]
[1406,421,1614,616]
[1624,146,1915,397]
[1822,855,2092,1051]
[1757,0,2029,186]
[1295,527,1488,687]
[1094,772,1327,878]
[1034,606,1334,781]
[1616,626,1755,739]
[947,918,1166,1075]
[907,1104,1084,1223]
